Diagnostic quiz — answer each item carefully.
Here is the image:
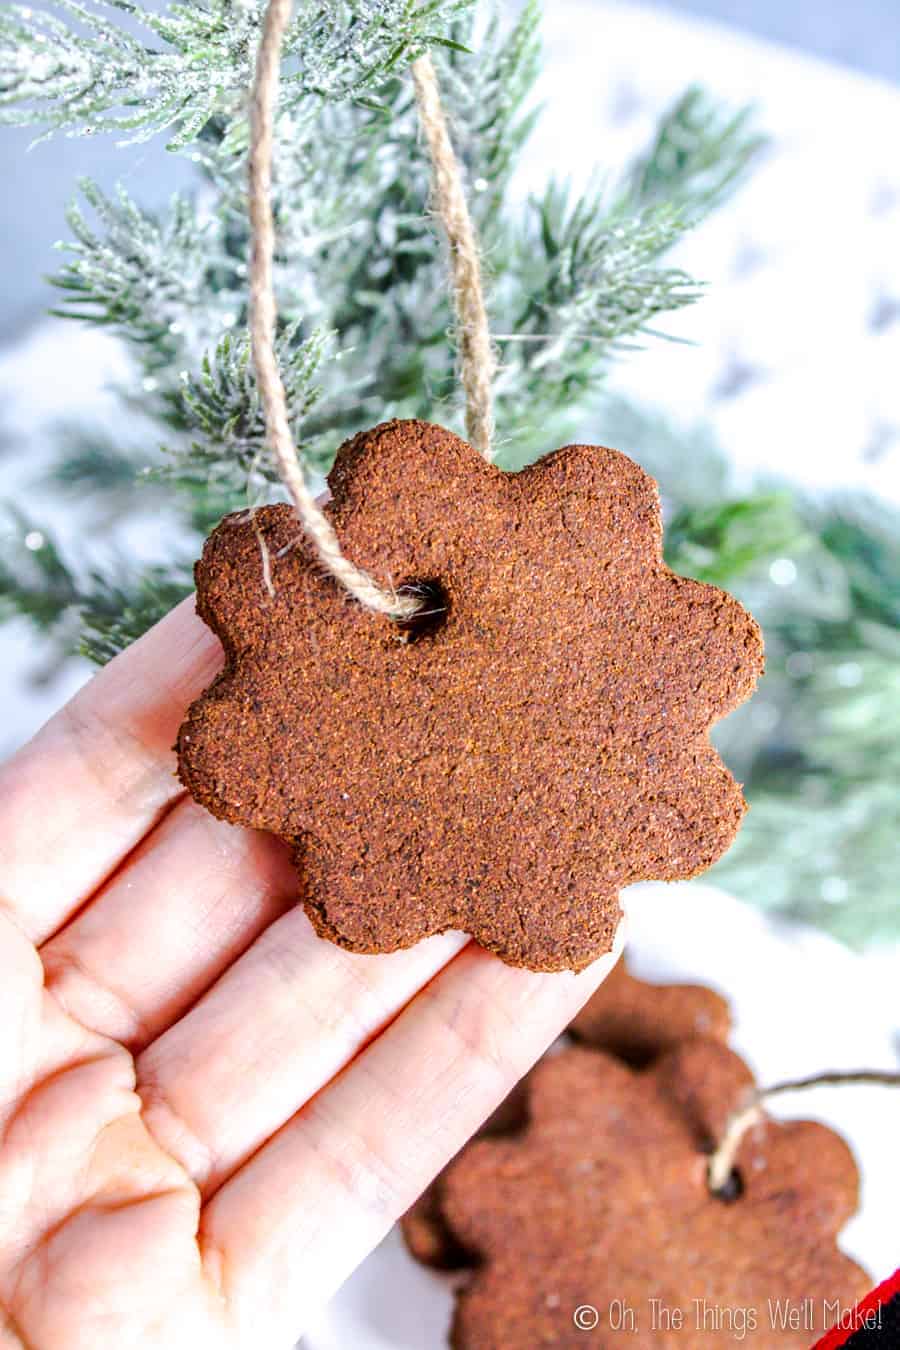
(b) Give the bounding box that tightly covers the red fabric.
[813,1268,900,1348]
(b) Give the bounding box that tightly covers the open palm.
[0,598,618,1350]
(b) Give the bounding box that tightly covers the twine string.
[248,0,416,618]
[247,5,495,613]
[410,53,496,462]
[707,1069,900,1194]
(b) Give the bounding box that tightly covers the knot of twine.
[707,1068,900,1195]
[247,2,495,616]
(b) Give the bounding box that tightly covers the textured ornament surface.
[176,419,763,970]
[401,958,733,1268]
[568,955,731,1062]
[441,1040,870,1349]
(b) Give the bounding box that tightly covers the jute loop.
[248,0,419,619]
[411,53,497,462]
[707,1068,900,1194]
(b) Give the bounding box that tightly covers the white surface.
[522,1,900,503]
[303,883,900,1350]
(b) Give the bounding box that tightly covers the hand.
[0,599,620,1350]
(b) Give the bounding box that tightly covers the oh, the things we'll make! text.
[570,1295,881,1341]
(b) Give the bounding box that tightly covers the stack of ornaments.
[401,960,871,1348]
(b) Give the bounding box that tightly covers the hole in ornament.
[711,1166,744,1204]
[394,577,450,643]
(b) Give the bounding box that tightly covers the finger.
[136,916,468,1195]
[0,598,221,944]
[200,930,625,1346]
[40,799,296,1050]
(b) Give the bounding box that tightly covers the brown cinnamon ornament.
[440,1040,870,1348]
[568,958,732,1064]
[176,419,763,971]
[401,958,732,1267]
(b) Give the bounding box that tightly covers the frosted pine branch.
[160,323,330,494]
[49,181,219,367]
[519,190,698,347]
[78,562,193,662]
[0,0,474,146]
[625,85,767,218]
[2,0,764,648]
[492,193,699,461]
